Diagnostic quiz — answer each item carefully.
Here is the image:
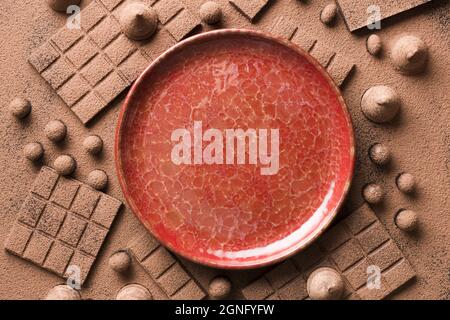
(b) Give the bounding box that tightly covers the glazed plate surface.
[115,29,354,269]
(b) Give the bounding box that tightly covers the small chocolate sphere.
[396,173,415,193]
[9,98,31,119]
[24,142,44,161]
[320,3,337,26]
[116,284,152,300]
[363,183,384,204]
[361,86,400,123]
[307,267,344,300]
[45,285,80,300]
[109,250,131,273]
[367,34,382,56]
[47,0,81,12]
[395,209,418,232]
[45,120,67,142]
[369,143,390,165]
[54,155,76,176]
[119,2,158,41]
[208,276,232,299]
[391,35,428,75]
[200,1,222,25]
[83,135,103,155]
[87,169,108,190]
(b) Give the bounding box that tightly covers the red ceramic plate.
[115,29,355,269]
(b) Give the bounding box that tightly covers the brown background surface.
[0,0,448,299]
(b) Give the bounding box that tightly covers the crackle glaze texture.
[117,32,354,268]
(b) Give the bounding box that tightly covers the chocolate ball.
[45,285,80,300]
[200,1,222,25]
[83,135,103,155]
[9,98,31,119]
[87,169,108,190]
[47,0,81,12]
[396,173,415,193]
[208,276,232,299]
[109,251,131,273]
[320,3,337,26]
[361,86,400,123]
[23,142,44,161]
[119,2,158,41]
[116,284,152,300]
[367,34,382,56]
[54,155,76,176]
[395,209,418,232]
[369,143,390,165]
[391,35,428,75]
[45,120,67,142]
[307,267,344,300]
[363,183,384,204]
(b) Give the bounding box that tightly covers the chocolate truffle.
[54,155,76,176]
[9,98,31,119]
[83,135,103,155]
[391,35,428,75]
[307,267,344,300]
[208,276,232,299]
[45,285,80,300]
[396,173,415,193]
[47,0,81,12]
[116,284,152,300]
[23,142,44,162]
[109,250,131,273]
[119,2,158,41]
[367,34,382,56]
[87,169,108,190]
[361,86,400,123]
[395,209,418,232]
[369,143,390,165]
[320,3,337,26]
[45,120,67,142]
[200,1,222,25]
[363,183,384,204]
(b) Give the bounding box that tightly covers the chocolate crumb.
[363,183,384,204]
[9,98,31,119]
[87,169,108,190]
[200,1,223,25]
[116,284,152,300]
[23,142,44,161]
[45,120,67,142]
[53,155,76,176]
[395,209,418,232]
[109,250,131,273]
[208,276,232,299]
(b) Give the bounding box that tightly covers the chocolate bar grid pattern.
[128,231,206,300]
[28,0,200,125]
[4,166,122,285]
[241,204,415,300]
[268,16,355,88]
[229,0,271,21]
[336,0,432,32]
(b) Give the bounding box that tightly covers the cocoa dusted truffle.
[45,285,80,300]
[87,169,108,190]
[208,276,232,299]
[47,0,81,13]
[320,3,337,26]
[361,86,400,123]
[363,183,384,204]
[109,250,131,273]
[367,34,382,56]
[45,120,67,142]
[9,98,31,119]
[54,155,76,176]
[119,2,158,41]
[200,1,222,25]
[396,172,415,193]
[369,143,390,165]
[307,267,344,300]
[395,209,418,232]
[23,142,44,162]
[116,284,152,300]
[391,35,428,75]
[83,135,103,155]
